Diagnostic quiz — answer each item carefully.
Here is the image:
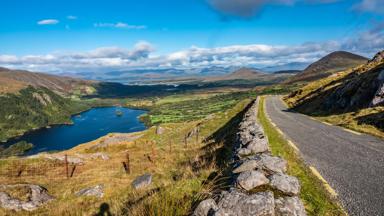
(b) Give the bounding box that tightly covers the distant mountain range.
[286,51,368,83]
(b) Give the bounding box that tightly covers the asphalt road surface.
[265,96,384,216]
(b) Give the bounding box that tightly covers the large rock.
[0,184,54,211]
[236,170,269,191]
[76,185,104,198]
[193,198,218,216]
[275,196,307,216]
[269,174,300,196]
[131,173,152,189]
[215,190,275,216]
[371,69,384,106]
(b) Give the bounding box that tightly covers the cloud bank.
[0,25,382,73]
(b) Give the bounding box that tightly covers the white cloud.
[94,22,147,29]
[67,15,77,20]
[37,19,59,25]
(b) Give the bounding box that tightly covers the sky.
[0,0,383,73]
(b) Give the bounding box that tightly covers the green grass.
[258,96,345,216]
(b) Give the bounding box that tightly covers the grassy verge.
[258,96,345,216]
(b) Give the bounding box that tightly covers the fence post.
[126,152,130,174]
[184,135,188,148]
[65,154,69,178]
[70,165,76,178]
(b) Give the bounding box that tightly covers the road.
[265,96,384,216]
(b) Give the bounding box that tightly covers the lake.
[4,107,147,155]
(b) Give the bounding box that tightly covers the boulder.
[236,170,269,191]
[193,198,218,216]
[0,184,54,211]
[275,196,307,216]
[215,190,275,216]
[269,174,300,196]
[76,185,104,198]
[132,173,152,189]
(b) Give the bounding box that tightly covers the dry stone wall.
[194,98,307,216]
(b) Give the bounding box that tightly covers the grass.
[0,93,251,215]
[258,96,345,216]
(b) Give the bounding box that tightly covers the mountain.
[204,68,266,82]
[261,62,309,72]
[285,50,384,133]
[0,67,96,96]
[286,51,368,83]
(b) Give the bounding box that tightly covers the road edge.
[262,95,349,216]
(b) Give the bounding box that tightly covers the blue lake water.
[4,107,147,155]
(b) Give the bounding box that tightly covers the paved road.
[265,96,384,216]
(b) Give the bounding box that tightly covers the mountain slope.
[0,87,89,141]
[0,67,96,95]
[285,50,384,136]
[287,51,368,83]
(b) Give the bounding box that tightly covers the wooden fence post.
[70,165,76,178]
[65,154,69,179]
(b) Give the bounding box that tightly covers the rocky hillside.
[0,67,96,96]
[286,50,384,113]
[287,51,368,83]
[285,50,384,135]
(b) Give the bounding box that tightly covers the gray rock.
[215,190,275,216]
[260,154,287,174]
[236,170,269,191]
[0,184,54,211]
[246,138,269,154]
[76,184,104,198]
[270,174,300,196]
[193,198,218,216]
[275,196,307,216]
[132,173,152,189]
[233,158,261,174]
[236,148,253,158]
[371,70,384,106]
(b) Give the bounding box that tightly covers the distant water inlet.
[3,107,147,155]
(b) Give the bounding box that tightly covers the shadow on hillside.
[192,100,254,185]
[94,203,112,216]
[356,112,384,131]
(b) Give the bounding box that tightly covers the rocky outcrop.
[0,184,54,211]
[131,173,152,190]
[76,185,104,198]
[194,99,306,216]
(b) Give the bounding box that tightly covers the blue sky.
[0,0,383,73]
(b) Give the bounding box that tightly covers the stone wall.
[194,98,307,216]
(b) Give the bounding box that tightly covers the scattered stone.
[236,170,269,191]
[236,148,252,157]
[193,198,218,216]
[0,184,54,211]
[156,126,165,135]
[76,185,104,198]
[215,190,275,216]
[131,173,152,189]
[269,174,300,196]
[275,196,306,216]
